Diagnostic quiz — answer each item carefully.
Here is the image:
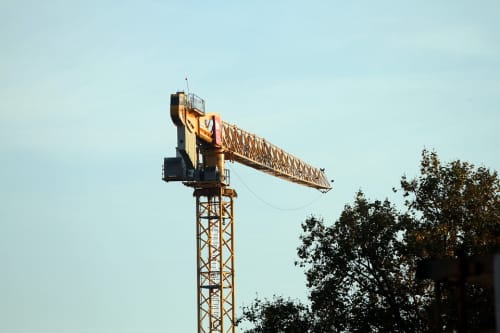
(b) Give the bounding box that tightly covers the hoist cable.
[229,167,324,211]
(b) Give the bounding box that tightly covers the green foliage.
[238,296,311,333]
[401,149,500,257]
[400,149,500,330]
[238,150,499,332]
[296,194,427,332]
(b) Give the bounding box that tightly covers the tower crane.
[162,91,331,333]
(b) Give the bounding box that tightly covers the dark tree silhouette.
[401,150,500,331]
[238,150,499,332]
[238,296,311,333]
[295,194,427,332]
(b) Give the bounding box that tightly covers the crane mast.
[162,92,331,333]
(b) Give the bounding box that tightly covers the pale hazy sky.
[1,1,499,332]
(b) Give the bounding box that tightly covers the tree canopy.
[401,150,500,257]
[238,296,311,333]
[238,150,499,332]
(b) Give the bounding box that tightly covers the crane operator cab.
[163,92,228,187]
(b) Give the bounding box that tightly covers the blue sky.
[1,1,499,332]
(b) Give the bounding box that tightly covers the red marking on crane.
[214,115,222,146]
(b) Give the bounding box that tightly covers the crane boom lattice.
[222,122,331,191]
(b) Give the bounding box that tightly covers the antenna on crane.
[185,76,190,95]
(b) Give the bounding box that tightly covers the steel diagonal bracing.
[196,187,236,333]
[221,122,331,191]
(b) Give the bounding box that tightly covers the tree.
[238,296,311,333]
[239,193,427,333]
[401,149,500,257]
[401,149,500,330]
[238,150,500,332]
[296,193,427,332]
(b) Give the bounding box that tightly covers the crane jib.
[221,121,332,191]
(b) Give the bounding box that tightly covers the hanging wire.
[229,167,324,211]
